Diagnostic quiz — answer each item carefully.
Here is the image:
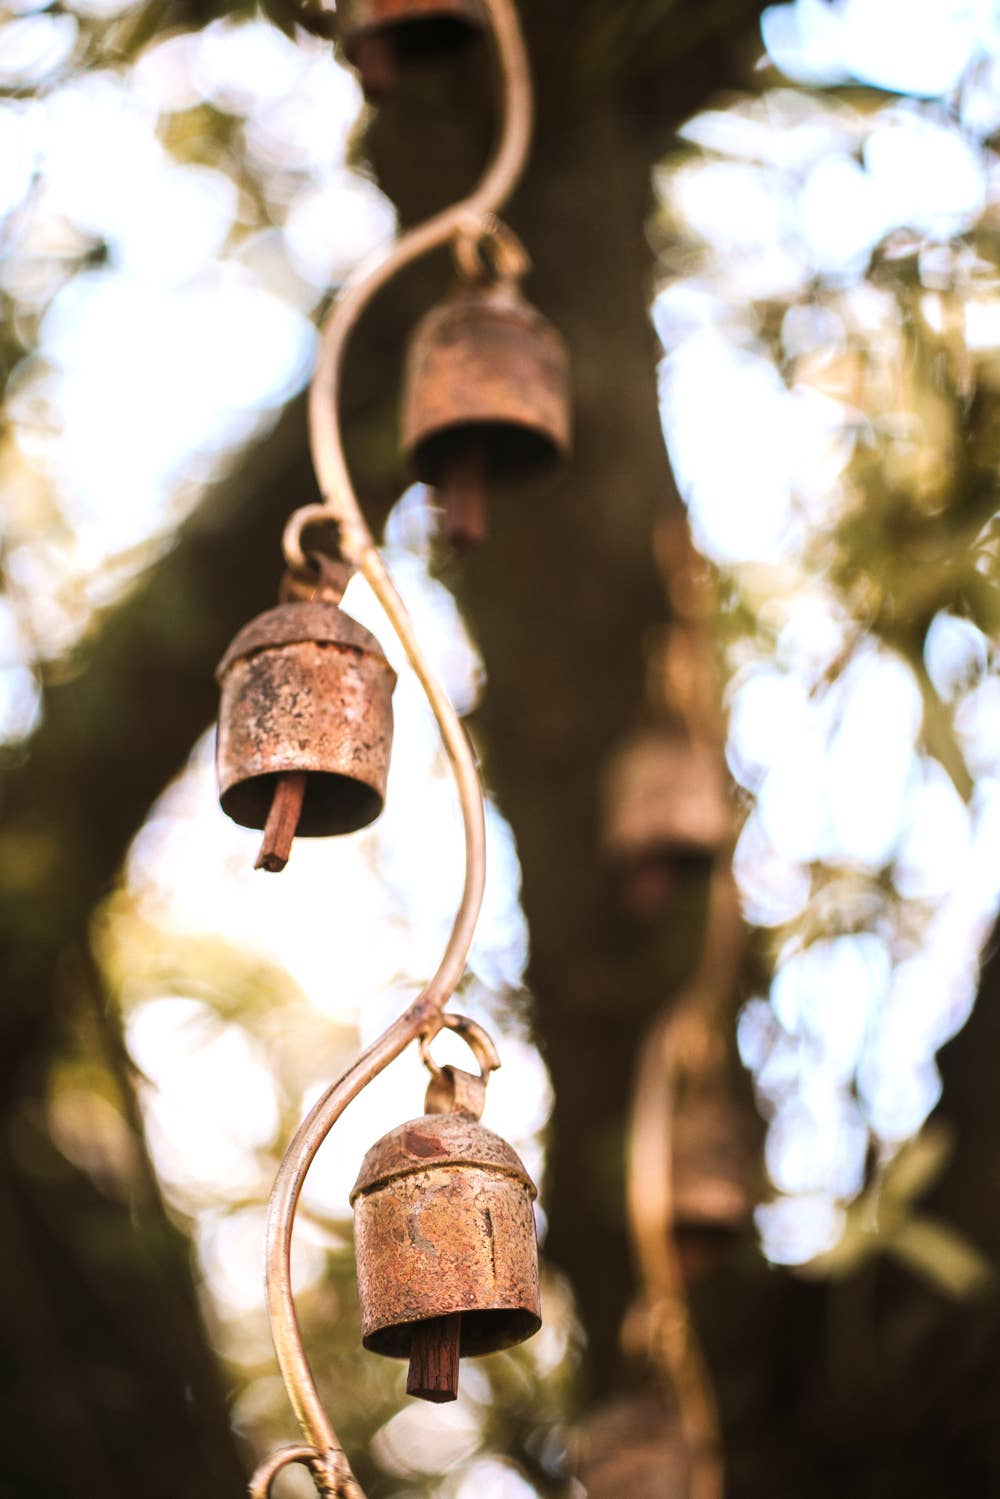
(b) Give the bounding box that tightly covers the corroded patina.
[215,600,396,839]
[350,1111,540,1376]
[403,278,571,487]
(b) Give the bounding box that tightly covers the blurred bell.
[338,0,486,99]
[602,726,731,917]
[402,277,571,547]
[672,1079,756,1283]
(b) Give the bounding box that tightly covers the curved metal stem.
[252,998,443,1497]
[252,4,533,1494]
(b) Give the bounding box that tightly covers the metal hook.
[419,1012,502,1084]
[453,210,531,284]
[282,504,351,578]
[248,1443,353,1499]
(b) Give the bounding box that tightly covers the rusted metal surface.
[339,0,486,97]
[215,600,396,839]
[603,726,732,866]
[402,278,571,490]
[576,1396,691,1499]
[350,1111,540,1371]
[424,1063,486,1119]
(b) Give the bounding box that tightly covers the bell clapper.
[255,771,308,873]
[407,1313,462,1403]
[439,439,488,549]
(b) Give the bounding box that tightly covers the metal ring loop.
[249,1444,340,1498]
[280,552,353,606]
[282,504,344,575]
[453,211,531,283]
[419,1012,502,1082]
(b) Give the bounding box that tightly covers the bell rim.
[340,0,486,54]
[361,1304,542,1360]
[219,770,386,837]
[409,416,569,486]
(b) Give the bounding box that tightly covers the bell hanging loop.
[281,503,353,583]
[419,1011,502,1083]
[452,211,532,284]
[420,1012,502,1118]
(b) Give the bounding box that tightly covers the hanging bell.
[351,1076,540,1403]
[338,0,486,99]
[575,1396,690,1499]
[671,1079,757,1284]
[215,597,396,872]
[402,277,571,547]
[602,726,732,918]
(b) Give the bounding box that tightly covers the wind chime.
[212,3,569,1495]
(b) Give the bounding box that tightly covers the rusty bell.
[351,1106,540,1403]
[338,0,486,98]
[602,726,731,917]
[215,599,396,869]
[402,277,571,546]
[671,1080,757,1284]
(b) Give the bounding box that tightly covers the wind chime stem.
[406,1314,462,1402]
[256,772,308,873]
[250,1,534,1492]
